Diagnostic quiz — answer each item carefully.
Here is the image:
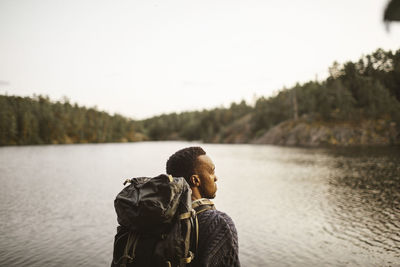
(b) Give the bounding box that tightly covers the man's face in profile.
[195,155,218,199]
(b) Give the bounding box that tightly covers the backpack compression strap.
[120,231,140,267]
[178,209,196,266]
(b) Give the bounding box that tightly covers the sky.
[0,0,399,119]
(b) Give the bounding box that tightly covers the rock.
[252,119,399,146]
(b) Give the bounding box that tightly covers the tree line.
[142,48,400,141]
[0,95,142,145]
[1,48,399,145]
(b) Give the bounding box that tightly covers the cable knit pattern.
[191,209,240,267]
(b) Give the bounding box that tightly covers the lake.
[0,142,399,266]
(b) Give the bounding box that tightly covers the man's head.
[166,147,218,199]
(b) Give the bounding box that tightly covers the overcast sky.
[0,0,399,119]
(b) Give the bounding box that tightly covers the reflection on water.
[0,143,399,267]
[324,147,400,265]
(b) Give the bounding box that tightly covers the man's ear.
[190,175,201,187]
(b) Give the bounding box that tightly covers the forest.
[1,48,399,146]
[0,95,144,145]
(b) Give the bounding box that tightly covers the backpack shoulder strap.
[192,198,215,214]
[190,198,216,259]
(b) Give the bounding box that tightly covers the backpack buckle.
[180,251,194,264]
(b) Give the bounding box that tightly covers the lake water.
[0,142,399,266]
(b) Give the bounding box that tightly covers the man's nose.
[214,176,218,182]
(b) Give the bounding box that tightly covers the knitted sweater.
[191,206,240,267]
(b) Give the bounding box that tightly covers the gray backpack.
[111,174,198,267]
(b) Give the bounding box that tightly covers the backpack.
[111,174,199,267]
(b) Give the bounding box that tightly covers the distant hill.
[1,48,399,146]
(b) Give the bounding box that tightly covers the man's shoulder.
[197,208,237,234]
[198,208,232,220]
[213,210,236,226]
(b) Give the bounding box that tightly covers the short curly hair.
[166,147,206,183]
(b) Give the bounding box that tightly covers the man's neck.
[191,187,203,201]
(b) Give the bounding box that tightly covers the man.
[166,146,240,267]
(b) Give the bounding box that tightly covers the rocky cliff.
[251,118,399,146]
